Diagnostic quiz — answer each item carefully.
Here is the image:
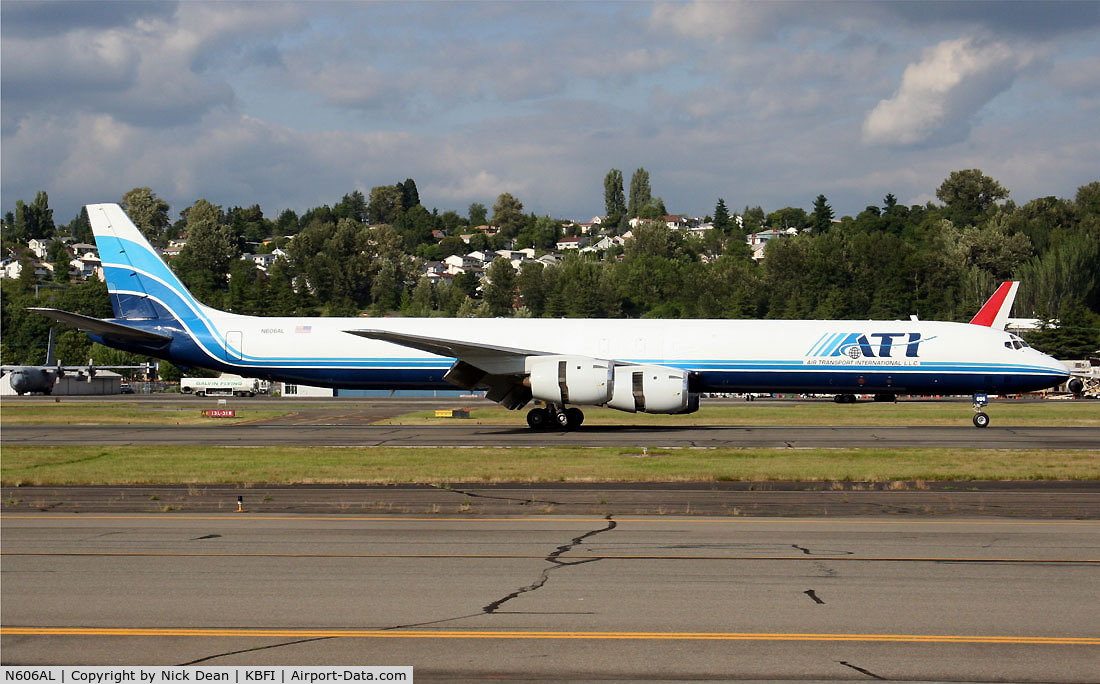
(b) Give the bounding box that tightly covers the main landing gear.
[972,393,990,428]
[526,405,584,430]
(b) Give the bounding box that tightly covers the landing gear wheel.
[553,409,571,429]
[973,412,990,428]
[565,407,584,429]
[526,408,550,430]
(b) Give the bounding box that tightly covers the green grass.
[380,400,1100,427]
[0,403,289,425]
[2,445,1098,486]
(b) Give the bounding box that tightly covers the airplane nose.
[1043,354,1071,381]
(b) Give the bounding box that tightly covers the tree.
[66,207,93,244]
[484,257,517,316]
[275,208,300,235]
[334,191,367,223]
[713,198,731,233]
[468,202,488,227]
[491,193,526,238]
[47,240,71,283]
[29,191,55,239]
[121,188,171,246]
[400,179,420,210]
[958,217,1033,281]
[628,168,652,217]
[741,206,766,233]
[767,207,808,230]
[516,261,548,317]
[603,169,626,228]
[368,185,403,224]
[406,277,435,317]
[936,169,1009,227]
[174,199,235,303]
[810,194,834,232]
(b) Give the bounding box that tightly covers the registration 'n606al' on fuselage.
[32,203,1068,428]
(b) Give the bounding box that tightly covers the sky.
[3,0,1099,225]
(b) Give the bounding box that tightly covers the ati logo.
[807,332,929,358]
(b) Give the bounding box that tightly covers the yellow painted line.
[2,551,1097,564]
[3,514,1097,526]
[2,627,1097,645]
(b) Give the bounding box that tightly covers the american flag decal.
[295,325,312,334]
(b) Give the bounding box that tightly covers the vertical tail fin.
[969,281,1019,329]
[86,203,203,322]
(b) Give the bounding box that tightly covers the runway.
[3,514,1099,680]
[5,423,1100,448]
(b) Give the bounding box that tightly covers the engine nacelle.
[526,355,613,406]
[607,365,696,414]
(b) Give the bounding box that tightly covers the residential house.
[556,236,587,250]
[69,254,102,280]
[467,250,497,264]
[251,253,278,270]
[443,254,479,274]
[28,238,56,260]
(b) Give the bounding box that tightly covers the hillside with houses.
[3,171,1099,369]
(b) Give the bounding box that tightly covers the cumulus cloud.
[862,37,1025,147]
[649,1,793,41]
[1,2,305,130]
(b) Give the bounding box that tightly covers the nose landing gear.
[972,393,990,428]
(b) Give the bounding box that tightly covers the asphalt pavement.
[3,514,1098,681]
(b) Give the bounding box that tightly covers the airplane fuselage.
[95,310,1066,396]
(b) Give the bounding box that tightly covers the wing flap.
[344,328,544,376]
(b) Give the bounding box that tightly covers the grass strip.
[3,446,1099,486]
[0,404,289,425]
[378,402,1100,427]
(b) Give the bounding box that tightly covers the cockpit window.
[1006,335,1030,350]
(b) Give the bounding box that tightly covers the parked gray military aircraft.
[1,328,151,395]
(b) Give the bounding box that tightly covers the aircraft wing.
[344,328,547,375]
[28,308,173,344]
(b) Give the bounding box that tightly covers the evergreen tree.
[484,257,517,317]
[811,194,834,232]
[400,179,420,209]
[491,193,526,238]
[603,169,626,228]
[628,168,652,217]
[713,198,731,233]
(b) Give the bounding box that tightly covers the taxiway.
[3,514,1098,680]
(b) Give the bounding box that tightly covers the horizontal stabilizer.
[28,308,173,344]
[969,281,1019,330]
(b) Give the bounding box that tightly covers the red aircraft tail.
[969,281,1019,329]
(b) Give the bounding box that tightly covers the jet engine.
[525,355,613,406]
[607,365,697,414]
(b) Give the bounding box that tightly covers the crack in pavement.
[431,484,564,507]
[178,637,334,665]
[483,515,617,614]
[838,660,888,680]
[179,515,618,664]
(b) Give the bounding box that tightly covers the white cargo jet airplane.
[31,203,1068,428]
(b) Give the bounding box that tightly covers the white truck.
[180,375,266,397]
